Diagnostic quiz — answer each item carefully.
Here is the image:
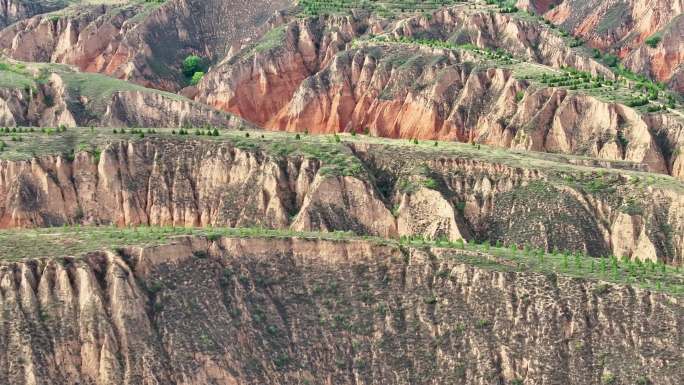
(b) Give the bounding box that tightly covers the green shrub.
[422,178,438,189]
[515,91,525,102]
[182,55,205,77]
[602,54,619,67]
[475,319,491,329]
[190,71,205,85]
[644,35,661,48]
[601,372,616,385]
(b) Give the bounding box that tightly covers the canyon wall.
[0,137,682,264]
[0,236,681,385]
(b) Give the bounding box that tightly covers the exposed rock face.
[0,236,681,384]
[290,175,398,237]
[540,0,684,93]
[0,0,65,28]
[198,15,363,126]
[0,138,682,265]
[102,90,244,128]
[0,0,295,90]
[0,70,244,128]
[0,139,394,237]
[200,30,684,177]
[396,186,470,241]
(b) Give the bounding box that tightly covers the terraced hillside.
[536,0,684,94]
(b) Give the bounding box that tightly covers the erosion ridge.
[196,4,684,177]
[0,0,296,90]
[534,0,684,93]
[0,131,682,265]
[0,60,247,127]
[0,232,681,385]
[0,0,68,28]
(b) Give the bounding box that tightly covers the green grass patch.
[1,225,681,296]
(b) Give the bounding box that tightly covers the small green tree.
[515,91,524,102]
[602,54,619,67]
[182,55,205,77]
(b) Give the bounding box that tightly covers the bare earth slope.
[1,133,682,265]
[0,234,681,385]
[0,0,68,28]
[0,0,295,90]
[531,0,684,93]
[0,61,246,127]
[196,12,684,179]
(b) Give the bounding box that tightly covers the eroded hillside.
[0,130,682,265]
[0,0,295,90]
[0,229,681,385]
[0,60,245,127]
[533,0,684,93]
[195,2,684,177]
[0,0,68,28]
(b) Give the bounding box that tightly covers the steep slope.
[0,0,69,28]
[0,234,681,385]
[530,0,684,93]
[0,60,245,127]
[0,133,682,265]
[196,14,684,178]
[0,0,295,90]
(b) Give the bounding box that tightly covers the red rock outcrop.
[199,33,683,178]
[540,0,684,92]
[198,15,362,125]
[0,0,295,90]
